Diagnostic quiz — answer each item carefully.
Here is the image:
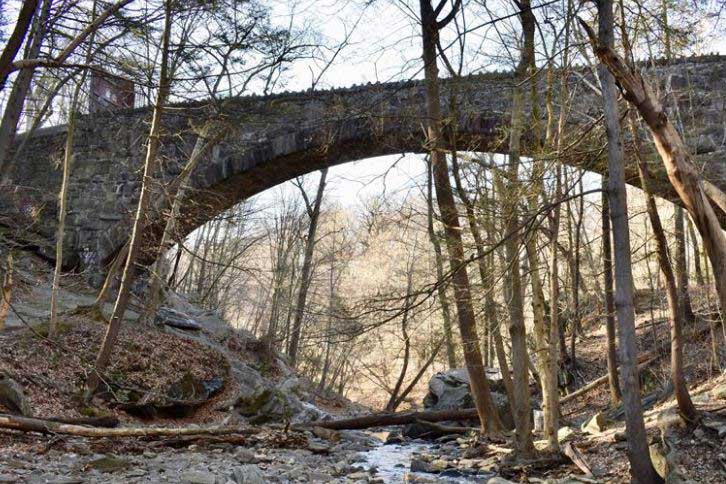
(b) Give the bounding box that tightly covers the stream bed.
[357,440,497,483]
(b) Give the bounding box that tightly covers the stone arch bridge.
[3,55,726,274]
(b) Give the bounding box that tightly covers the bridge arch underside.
[122,123,722,274]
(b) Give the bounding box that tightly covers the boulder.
[86,455,131,473]
[0,373,30,416]
[155,307,202,330]
[403,368,513,437]
[117,372,224,418]
[423,368,505,409]
[581,412,608,435]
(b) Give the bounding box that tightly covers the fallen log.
[0,413,260,438]
[302,407,480,431]
[47,415,119,428]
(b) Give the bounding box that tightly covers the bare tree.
[288,168,328,367]
[85,0,174,397]
[418,0,502,434]
[586,2,662,481]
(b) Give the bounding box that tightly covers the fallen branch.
[0,413,260,438]
[563,441,594,476]
[560,355,658,404]
[704,181,726,218]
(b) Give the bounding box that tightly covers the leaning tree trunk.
[0,0,50,178]
[85,0,173,397]
[589,3,663,482]
[0,0,38,89]
[581,16,726,323]
[386,275,414,412]
[418,0,502,434]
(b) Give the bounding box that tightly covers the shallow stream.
[358,440,496,483]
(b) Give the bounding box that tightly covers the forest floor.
[1,253,726,483]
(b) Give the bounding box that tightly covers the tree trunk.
[288,168,328,367]
[0,414,260,438]
[390,341,444,411]
[687,218,704,286]
[525,235,559,451]
[674,207,695,323]
[386,276,414,412]
[425,160,458,369]
[85,0,174,398]
[0,253,13,331]
[501,0,535,456]
[591,3,663,481]
[144,125,224,320]
[418,0,501,434]
[50,0,99,337]
[601,179,622,404]
[49,79,83,338]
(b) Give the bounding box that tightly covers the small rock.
[180,471,216,484]
[693,428,705,439]
[126,468,147,477]
[385,433,405,445]
[313,426,341,442]
[410,459,433,473]
[404,474,438,483]
[581,412,608,435]
[85,455,131,473]
[347,471,370,481]
[230,465,265,484]
[0,475,17,483]
[486,478,516,484]
[309,472,333,482]
[235,448,257,463]
[308,442,331,455]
